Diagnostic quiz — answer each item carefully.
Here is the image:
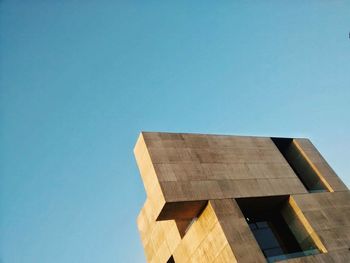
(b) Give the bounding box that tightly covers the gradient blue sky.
[1,1,349,262]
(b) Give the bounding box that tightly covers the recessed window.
[236,196,321,262]
[271,138,328,193]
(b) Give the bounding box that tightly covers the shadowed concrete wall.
[135,132,350,263]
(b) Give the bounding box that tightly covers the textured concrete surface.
[135,132,350,263]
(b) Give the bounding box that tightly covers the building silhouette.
[135,132,350,262]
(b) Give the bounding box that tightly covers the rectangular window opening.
[236,196,321,263]
[271,137,328,193]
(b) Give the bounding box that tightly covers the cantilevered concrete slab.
[135,132,350,263]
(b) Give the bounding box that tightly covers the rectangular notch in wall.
[271,138,328,193]
[157,200,208,238]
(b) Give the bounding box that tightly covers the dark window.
[271,138,328,193]
[236,196,320,262]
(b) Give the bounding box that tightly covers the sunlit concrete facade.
[135,132,350,263]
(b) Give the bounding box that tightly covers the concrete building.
[135,132,350,262]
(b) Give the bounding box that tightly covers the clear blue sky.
[1,1,349,262]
